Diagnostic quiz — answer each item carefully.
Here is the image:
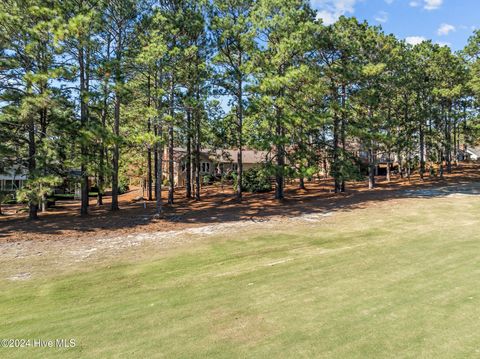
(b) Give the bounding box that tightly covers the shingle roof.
[467,147,480,158]
[212,149,269,164]
[166,148,269,164]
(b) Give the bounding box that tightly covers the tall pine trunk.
[79,45,89,216]
[147,74,153,201]
[446,104,452,173]
[398,151,403,178]
[186,108,192,198]
[368,147,375,190]
[332,113,341,193]
[97,35,111,207]
[368,108,375,190]
[155,69,163,214]
[154,69,162,203]
[275,113,285,200]
[453,117,458,166]
[28,118,38,220]
[154,125,158,200]
[237,75,243,200]
[386,161,391,182]
[168,75,175,205]
[26,75,38,220]
[340,83,347,192]
[155,125,163,215]
[111,32,122,211]
[194,90,201,201]
[299,177,305,190]
[147,119,153,201]
[39,99,48,213]
[97,95,107,206]
[419,122,425,180]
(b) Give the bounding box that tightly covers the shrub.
[16,175,63,206]
[342,157,365,181]
[237,167,272,193]
[118,177,130,194]
[203,174,214,186]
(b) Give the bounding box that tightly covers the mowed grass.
[2,195,480,358]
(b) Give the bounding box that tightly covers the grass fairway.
[2,194,480,358]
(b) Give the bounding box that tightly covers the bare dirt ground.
[1,163,479,243]
[1,163,480,282]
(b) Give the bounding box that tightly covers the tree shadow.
[1,164,479,241]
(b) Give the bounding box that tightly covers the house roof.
[0,166,28,181]
[212,149,269,164]
[466,147,480,157]
[165,148,269,164]
[164,148,211,162]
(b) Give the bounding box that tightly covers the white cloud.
[409,0,442,10]
[405,36,427,45]
[374,11,389,24]
[424,0,443,10]
[311,0,357,25]
[437,23,455,36]
[316,10,338,25]
[385,0,394,4]
[435,41,451,47]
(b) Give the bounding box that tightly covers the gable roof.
[212,149,269,164]
[466,147,480,158]
[165,148,269,164]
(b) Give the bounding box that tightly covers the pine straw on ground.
[1,163,479,242]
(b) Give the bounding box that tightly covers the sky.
[310,0,479,50]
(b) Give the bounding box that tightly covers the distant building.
[163,148,270,187]
[0,166,94,200]
[0,166,27,193]
[464,146,480,161]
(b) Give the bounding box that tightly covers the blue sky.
[310,0,478,50]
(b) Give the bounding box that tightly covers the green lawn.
[2,195,480,358]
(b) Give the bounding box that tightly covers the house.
[0,165,95,200]
[347,140,400,176]
[464,146,480,161]
[0,166,27,194]
[163,148,269,187]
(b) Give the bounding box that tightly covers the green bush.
[237,167,272,193]
[0,191,16,206]
[203,174,214,186]
[17,175,63,205]
[342,157,365,181]
[5,195,17,205]
[118,177,130,194]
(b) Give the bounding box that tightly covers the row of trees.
[1,0,480,219]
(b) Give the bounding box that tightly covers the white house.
[0,167,27,193]
[465,147,480,161]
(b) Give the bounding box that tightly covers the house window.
[1,179,24,191]
[201,162,210,173]
[232,163,238,172]
[5,180,13,190]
